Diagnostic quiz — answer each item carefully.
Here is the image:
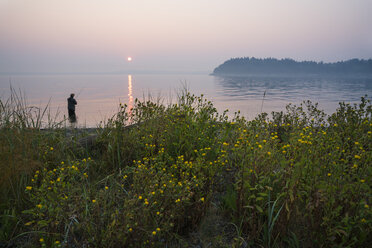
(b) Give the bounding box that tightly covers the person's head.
[70,93,75,98]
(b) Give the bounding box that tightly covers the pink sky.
[0,0,371,73]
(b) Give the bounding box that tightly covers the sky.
[0,0,371,74]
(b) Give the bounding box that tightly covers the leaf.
[255,205,264,213]
[37,220,49,227]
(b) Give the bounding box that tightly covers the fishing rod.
[75,87,85,98]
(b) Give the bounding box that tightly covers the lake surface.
[1,73,371,127]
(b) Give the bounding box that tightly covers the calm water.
[1,74,371,127]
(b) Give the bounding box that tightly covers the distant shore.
[212,57,372,76]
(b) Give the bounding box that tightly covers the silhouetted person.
[67,93,77,123]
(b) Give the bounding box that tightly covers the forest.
[213,57,372,75]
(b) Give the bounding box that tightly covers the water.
[1,73,371,127]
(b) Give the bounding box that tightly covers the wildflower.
[138,196,142,200]
[365,204,369,209]
[129,228,133,232]
[24,221,33,226]
[267,152,271,156]
[175,199,181,203]
[26,186,32,190]
[92,199,96,203]
[55,241,60,244]
[37,204,42,209]
[50,147,54,151]
[258,144,262,149]
[353,164,358,169]
[40,238,44,242]
[327,173,331,177]
[361,218,366,223]
[360,179,365,183]
[157,211,160,215]
[57,178,61,182]
[200,197,205,202]
[105,186,109,190]
[354,155,361,159]
[334,124,338,127]
[156,227,161,231]
[152,231,157,235]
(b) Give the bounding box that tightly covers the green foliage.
[0,90,371,247]
[223,96,371,247]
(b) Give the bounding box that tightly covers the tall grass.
[0,89,370,247]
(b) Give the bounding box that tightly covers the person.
[67,93,77,122]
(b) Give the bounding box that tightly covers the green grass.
[0,90,371,247]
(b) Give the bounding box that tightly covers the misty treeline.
[213,57,372,75]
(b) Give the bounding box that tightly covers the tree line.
[213,57,372,75]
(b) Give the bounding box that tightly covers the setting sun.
[127,57,132,62]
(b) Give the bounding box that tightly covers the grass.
[0,89,371,247]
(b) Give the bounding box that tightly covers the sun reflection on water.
[128,74,133,117]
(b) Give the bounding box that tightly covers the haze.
[0,0,371,74]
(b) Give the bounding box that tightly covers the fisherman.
[67,93,77,122]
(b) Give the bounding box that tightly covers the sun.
[127,57,132,62]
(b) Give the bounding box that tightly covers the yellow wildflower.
[92,199,96,203]
[26,186,32,190]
